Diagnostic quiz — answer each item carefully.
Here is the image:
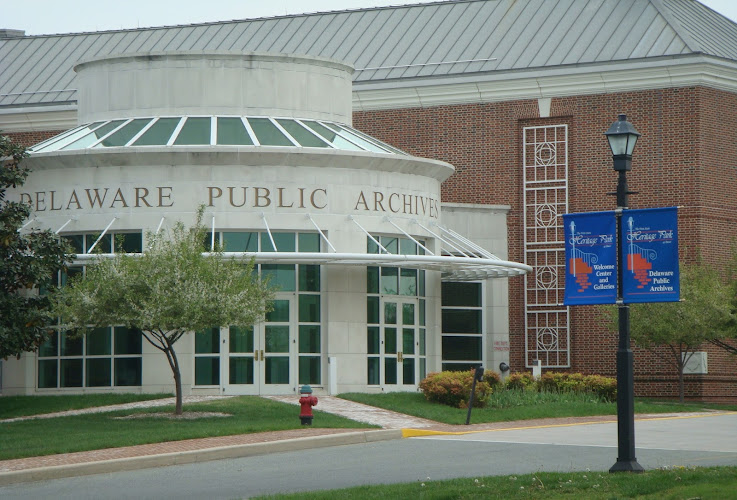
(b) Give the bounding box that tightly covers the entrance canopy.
[71,213,531,281]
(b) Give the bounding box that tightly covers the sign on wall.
[621,207,680,303]
[562,211,618,305]
[563,207,679,305]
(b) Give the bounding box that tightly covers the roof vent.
[0,29,26,38]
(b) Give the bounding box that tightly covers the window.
[62,231,143,254]
[38,327,142,388]
[441,282,483,372]
[39,232,144,389]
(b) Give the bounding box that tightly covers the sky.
[3,0,737,36]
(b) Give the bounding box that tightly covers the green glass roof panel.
[217,117,253,145]
[276,119,329,148]
[94,118,151,148]
[132,118,181,146]
[28,116,407,156]
[174,117,211,145]
[301,120,363,151]
[60,120,126,150]
[322,123,391,154]
[247,118,293,146]
[31,123,102,152]
[343,125,407,155]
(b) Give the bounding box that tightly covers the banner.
[621,207,680,303]
[563,211,618,305]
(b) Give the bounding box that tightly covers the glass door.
[380,298,419,390]
[223,296,296,395]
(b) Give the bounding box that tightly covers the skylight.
[30,116,406,155]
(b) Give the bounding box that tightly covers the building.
[2,0,737,399]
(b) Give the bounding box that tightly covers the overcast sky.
[3,0,737,36]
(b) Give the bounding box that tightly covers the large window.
[38,327,142,388]
[441,281,483,372]
[38,231,143,389]
[366,235,426,386]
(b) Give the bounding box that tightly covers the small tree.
[53,209,274,414]
[612,262,734,402]
[1,134,73,359]
[713,246,737,355]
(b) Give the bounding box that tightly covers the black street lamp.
[605,114,644,473]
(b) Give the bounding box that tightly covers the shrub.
[419,370,494,409]
[482,370,502,389]
[537,372,617,402]
[504,372,536,391]
[583,374,617,402]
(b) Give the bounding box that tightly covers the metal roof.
[2,0,737,109]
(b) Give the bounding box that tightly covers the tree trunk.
[678,365,685,403]
[167,346,183,415]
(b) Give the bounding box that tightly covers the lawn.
[0,393,171,419]
[259,467,737,499]
[0,396,373,461]
[339,391,737,425]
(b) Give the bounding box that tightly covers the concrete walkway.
[0,395,730,486]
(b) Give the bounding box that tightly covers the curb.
[0,429,402,486]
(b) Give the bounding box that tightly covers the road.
[2,412,736,499]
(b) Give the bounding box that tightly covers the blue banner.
[563,211,618,305]
[621,207,680,303]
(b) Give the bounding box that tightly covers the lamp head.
[605,114,640,158]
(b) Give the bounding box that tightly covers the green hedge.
[420,370,617,408]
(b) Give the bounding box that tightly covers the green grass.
[258,467,737,499]
[0,393,172,419]
[339,391,737,425]
[0,396,373,461]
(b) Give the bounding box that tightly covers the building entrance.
[371,298,423,390]
[223,297,297,395]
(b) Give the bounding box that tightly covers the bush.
[537,372,617,402]
[482,370,502,389]
[504,372,536,391]
[420,370,617,408]
[419,370,494,409]
[583,374,617,402]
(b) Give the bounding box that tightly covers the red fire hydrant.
[299,384,318,425]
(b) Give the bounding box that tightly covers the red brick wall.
[355,85,737,399]
[4,130,64,148]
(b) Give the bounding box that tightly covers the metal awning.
[68,214,531,281]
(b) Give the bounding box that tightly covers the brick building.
[2,0,736,399]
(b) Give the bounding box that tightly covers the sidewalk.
[0,395,721,486]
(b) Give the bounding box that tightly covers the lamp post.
[605,114,645,473]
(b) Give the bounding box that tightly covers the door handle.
[260,349,265,361]
[398,352,403,362]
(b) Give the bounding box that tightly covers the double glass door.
[195,297,296,395]
[369,298,422,390]
[227,297,294,394]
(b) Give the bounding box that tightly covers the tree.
[1,133,73,359]
[615,262,735,402]
[53,209,274,414]
[712,246,737,356]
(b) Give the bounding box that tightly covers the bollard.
[465,366,485,425]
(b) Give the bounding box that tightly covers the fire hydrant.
[298,385,318,425]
